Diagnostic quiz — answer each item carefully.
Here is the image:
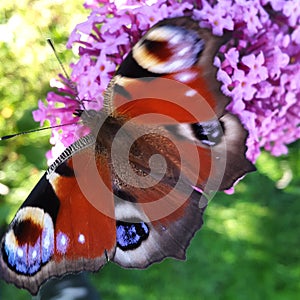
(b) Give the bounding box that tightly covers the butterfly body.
[0,17,255,294]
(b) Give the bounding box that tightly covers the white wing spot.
[61,235,67,245]
[17,248,23,258]
[56,231,69,254]
[174,71,197,83]
[185,89,197,97]
[78,234,85,244]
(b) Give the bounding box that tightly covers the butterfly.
[0,17,255,295]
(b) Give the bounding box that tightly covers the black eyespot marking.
[116,221,149,251]
[20,174,60,223]
[116,51,161,78]
[113,83,132,100]
[113,190,137,203]
[191,120,224,146]
[142,39,171,60]
[13,220,42,246]
[55,161,74,177]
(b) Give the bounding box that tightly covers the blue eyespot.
[116,221,149,251]
[2,208,54,275]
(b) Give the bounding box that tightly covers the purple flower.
[34,0,300,165]
[193,0,234,36]
[231,69,257,101]
[282,0,300,27]
[242,52,268,82]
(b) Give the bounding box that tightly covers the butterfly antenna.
[47,38,87,111]
[0,122,77,141]
[47,38,71,82]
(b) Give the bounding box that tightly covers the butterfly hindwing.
[113,188,207,268]
[106,126,208,267]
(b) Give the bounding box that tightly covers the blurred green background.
[0,1,299,299]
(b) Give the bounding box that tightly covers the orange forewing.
[113,72,220,124]
[51,148,116,261]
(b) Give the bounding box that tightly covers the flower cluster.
[209,0,300,161]
[33,0,300,163]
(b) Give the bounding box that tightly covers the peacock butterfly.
[0,17,255,294]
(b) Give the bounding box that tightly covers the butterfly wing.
[112,17,229,120]
[113,188,206,268]
[107,126,207,267]
[0,136,116,295]
[103,17,255,192]
[103,17,254,268]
